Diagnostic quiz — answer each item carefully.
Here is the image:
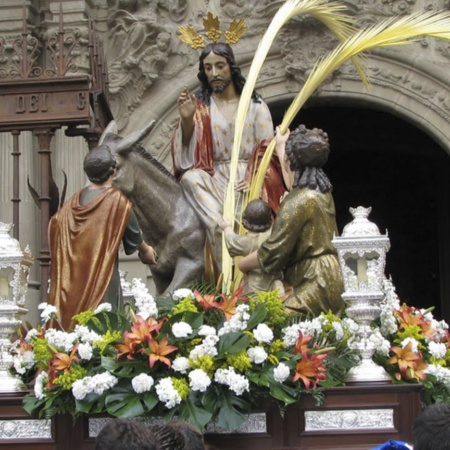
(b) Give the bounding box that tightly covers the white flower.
[132,373,154,394]
[332,322,344,341]
[198,325,216,336]
[172,322,193,338]
[273,363,290,383]
[282,324,302,346]
[247,346,268,364]
[25,328,39,343]
[45,329,77,352]
[172,288,194,301]
[94,303,112,314]
[214,367,249,396]
[13,350,35,375]
[189,334,220,360]
[253,324,274,344]
[72,378,90,401]
[425,364,450,388]
[370,330,391,357]
[72,372,118,400]
[218,304,249,336]
[91,372,118,395]
[35,371,48,400]
[131,278,158,319]
[188,369,211,392]
[73,325,102,344]
[78,343,93,361]
[38,303,58,322]
[172,357,190,374]
[428,341,447,359]
[155,377,182,409]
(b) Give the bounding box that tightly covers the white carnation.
[78,343,93,361]
[247,346,268,364]
[172,357,190,374]
[35,371,48,400]
[94,303,112,314]
[198,325,216,336]
[155,377,182,409]
[132,373,154,394]
[172,322,193,338]
[172,288,194,301]
[253,323,274,344]
[214,367,249,396]
[188,369,211,392]
[428,341,447,359]
[273,363,290,383]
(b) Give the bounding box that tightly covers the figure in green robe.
[239,124,344,317]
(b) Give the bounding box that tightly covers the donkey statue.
[101,121,207,295]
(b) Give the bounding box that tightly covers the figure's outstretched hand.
[218,218,232,231]
[275,126,290,155]
[177,86,196,121]
[139,242,158,265]
[235,179,250,193]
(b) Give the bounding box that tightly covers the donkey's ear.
[113,120,156,156]
[99,121,118,145]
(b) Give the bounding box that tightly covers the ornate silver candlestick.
[0,222,34,392]
[332,207,391,383]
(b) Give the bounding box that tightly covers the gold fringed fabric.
[48,187,132,330]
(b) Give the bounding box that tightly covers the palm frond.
[221,0,358,291]
[250,9,450,204]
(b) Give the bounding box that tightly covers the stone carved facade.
[0,0,450,323]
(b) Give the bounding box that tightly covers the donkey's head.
[98,120,156,195]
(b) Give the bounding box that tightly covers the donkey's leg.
[162,257,205,296]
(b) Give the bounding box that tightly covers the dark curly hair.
[83,144,117,184]
[196,43,260,105]
[95,419,158,450]
[285,124,332,193]
[413,403,450,450]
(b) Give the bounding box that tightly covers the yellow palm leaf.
[250,9,450,205]
[221,0,358,292]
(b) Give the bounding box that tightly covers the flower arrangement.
[373,279,450,404]
[14,281,357,431]
[13,278,450,431]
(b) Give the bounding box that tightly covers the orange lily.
[194,290,218,310]
[388,342,422,375]
[293,331,313,355]
[402,358,428,382]
[215,295,239,320]
[115,332,140,360]
[50,344,80,373]
[142,335,178,368]
[293,351,327,390]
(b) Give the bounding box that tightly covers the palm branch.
[249,10,450,206]
[221,0,359,291]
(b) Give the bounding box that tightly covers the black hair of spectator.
[151,421,205,450]
[413,403,450,450]
[95,419,159,450]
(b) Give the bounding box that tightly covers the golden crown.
[177,12,247,49]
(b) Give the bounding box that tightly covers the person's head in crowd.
[151,420,205,450]
[413,402,450,450]
[95,419,159,450]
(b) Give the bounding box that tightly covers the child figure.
[219,199,284,295]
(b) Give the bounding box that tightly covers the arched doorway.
[271,103,450,321]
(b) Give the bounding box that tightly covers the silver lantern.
[332,207,391,383]
[0,222,34,392]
